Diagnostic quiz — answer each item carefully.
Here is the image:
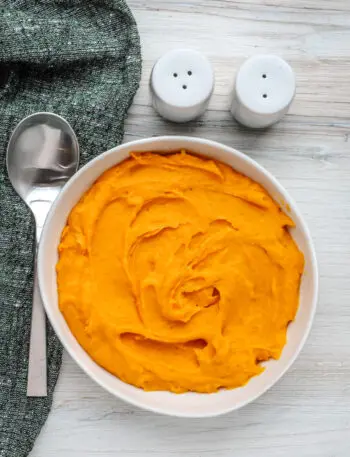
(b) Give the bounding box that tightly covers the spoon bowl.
[6,112,79,396]
[7,112,79,238]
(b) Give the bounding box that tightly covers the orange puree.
[57,151,304,393]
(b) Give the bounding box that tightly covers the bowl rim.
[38,135,318,417]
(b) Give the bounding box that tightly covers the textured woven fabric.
[0,2,141,455]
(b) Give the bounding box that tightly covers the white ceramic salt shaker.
[231,55,296,129]
[150,49,214,123]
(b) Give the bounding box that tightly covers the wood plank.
[32,1,350,456]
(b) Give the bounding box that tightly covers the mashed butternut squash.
[57,151,304,393]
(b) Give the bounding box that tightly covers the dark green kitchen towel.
[0,1,141,456]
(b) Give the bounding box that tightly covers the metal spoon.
[7,112,79,396]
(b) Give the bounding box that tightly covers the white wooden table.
[32,1,350,456]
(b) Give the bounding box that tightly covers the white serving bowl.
[38,136,318,418]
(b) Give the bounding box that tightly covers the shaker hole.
[182,85,187,89]
[173,73,178,78]
[262,94,268,98]
[262,74,267,79]
[188,70,192,76]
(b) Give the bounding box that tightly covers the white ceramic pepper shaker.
[231,55,296,129]
[150,49,215,123]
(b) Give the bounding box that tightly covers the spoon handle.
[27,255,47,397]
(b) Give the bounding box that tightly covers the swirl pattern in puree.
[57,151,304,393]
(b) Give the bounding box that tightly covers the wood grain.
[31,1,350,456]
